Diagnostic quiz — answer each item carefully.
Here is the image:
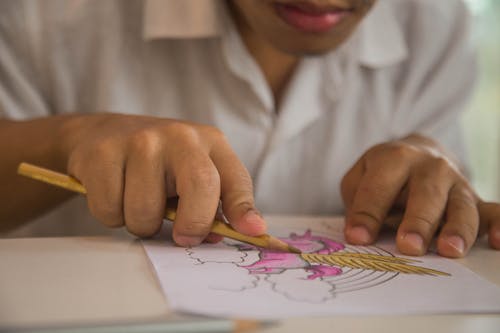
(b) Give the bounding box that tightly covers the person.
[0,0,498,258]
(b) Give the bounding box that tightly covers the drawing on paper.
[186,229,450,303]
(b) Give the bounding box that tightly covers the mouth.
[274,1,353,33]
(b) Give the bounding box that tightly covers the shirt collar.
[356,0,408,68]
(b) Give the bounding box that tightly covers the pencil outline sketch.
[185,228,449,303]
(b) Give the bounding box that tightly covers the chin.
[279,42,343,56]
[266,32,354,56]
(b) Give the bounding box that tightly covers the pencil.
[17,162,301,254]
[9,317,273,333]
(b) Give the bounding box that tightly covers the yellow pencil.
[17,162,301,254]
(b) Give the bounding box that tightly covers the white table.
[1,216,499,333]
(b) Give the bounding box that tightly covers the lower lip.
[275,3,350,33]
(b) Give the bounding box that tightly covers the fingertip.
[126,220,162,238]
[397,232,425,256]
[437,235,466,258]
[344,211,383,245]
[173,234,202,247]
[232,210,267,236]
[344,225,372,245]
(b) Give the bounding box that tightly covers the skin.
[0,114,266,245]
[1,0,499,256]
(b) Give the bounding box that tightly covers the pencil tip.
[288,245,302,254]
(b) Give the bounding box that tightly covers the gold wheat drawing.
[301,252,450,276]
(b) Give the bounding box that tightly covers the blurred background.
[463,0,500,201]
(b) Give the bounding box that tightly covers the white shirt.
[0,0,476,237]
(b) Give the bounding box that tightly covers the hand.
[61,113,266,245]
[340,134,500,257]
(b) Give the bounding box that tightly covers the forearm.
[0,115,80,231]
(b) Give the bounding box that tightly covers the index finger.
[209,136,266,237]
[345,162,409,245]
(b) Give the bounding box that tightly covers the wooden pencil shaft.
[18,163,86,194]
[17,162,294,252]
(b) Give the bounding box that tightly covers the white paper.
[142,216,500,319]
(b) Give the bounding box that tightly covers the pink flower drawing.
[238,230,345,280]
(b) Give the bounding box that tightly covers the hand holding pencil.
[12,115,299,252]
[18,162,300,253]
[25,114,270,248]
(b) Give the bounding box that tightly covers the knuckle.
[455,194,476,209]
[176,218,212,237]
[201,125,225,140]
[419,181,448,200]
[405,214,436,231]
[364,143,417,169]
[357,182,386,202]
[93,137,118,158]
[129,129,162,155]
[187,165,220,192]
[230,169,254,191]
[388,143,418,161]
[350,210,382,228]
[450,185,477,208]
[166,122,199,142]
[429,157,453,177]
[225,193,255,212]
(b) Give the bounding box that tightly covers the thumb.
[221,189,267,236]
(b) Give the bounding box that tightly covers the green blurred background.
[463,0,500,201]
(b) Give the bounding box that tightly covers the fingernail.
[445,235,465,255]
[347,226,371,244]
[243,210,264,224]
[403,232,424,253]
[175,235,201,247]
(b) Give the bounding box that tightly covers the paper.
[142,216,500,319]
